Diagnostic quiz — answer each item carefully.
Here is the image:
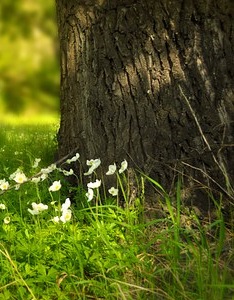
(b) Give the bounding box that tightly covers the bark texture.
[56,0,234,206]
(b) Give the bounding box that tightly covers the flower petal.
[119,160,128,174]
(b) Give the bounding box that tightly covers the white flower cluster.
[28,202,48,215]
[84,159,128,201]
[51,198,72,223]
[0,152,129,224]
[86,179,102,202]
[0,155,76,194]
[105,160,128,175]
[27,198,72,223]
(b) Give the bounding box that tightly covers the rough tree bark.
[55,0,234,209]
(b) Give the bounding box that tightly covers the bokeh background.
[0,0,59,118]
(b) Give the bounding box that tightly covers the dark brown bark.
[55,0,234,207]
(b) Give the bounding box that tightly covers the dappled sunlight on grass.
[0,113,59,126]
[0,114,59,174]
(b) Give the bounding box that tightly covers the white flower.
[60,209,72,223]
[61,198,71,212]
[40,173,48,181]
[4,216,10,224]
[15,184,20,190]
[58,198,72,223]
[119,160,128,174]
[86,188,94,202]
[84,158,101,176]
[62,169,74,176]
[66,153,80,164]
[86,159,100,167]
[49,180,61,192]
[11,170,27,184]
[28,208,37,215]
[84,167,94,176]
[33,203,48,211]
[9,169,20,180]
[14,172,27,184]
[108,187,118,196]
[51,198,72,223]
[106,163,117,175]
[28,202,48,215]
[32,158,41,168]
[49,164,57,171]
[41,168,50,174]
[31,177,41,184]
[0,203,6,210]
[87,179,101,189]
[41,164,57,175]
[51,216,60,223]
[0,179,9,190]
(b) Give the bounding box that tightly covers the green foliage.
[0,0,59,114]
[0,119,233,299]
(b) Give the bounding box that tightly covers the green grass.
[0,116,233,300]
[0,114,58,174]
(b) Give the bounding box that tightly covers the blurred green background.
[0,0,59,117]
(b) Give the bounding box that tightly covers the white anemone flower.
[106,163,117,175]
[108,187,119,196]
[0,179,9,190]
[31,177,41,184]
[28,202,48,215]
[40,173,48,181]
[32,158,41,168]
[49,180,61,192]
[86,158,101,167]
[14,172,27,184]
[84,158,101,176]
[51,198,72,223]
[87,179,101,189]
[60,209,72,223]
[41,168,50,174]
[15,184,20,190]
[61,198,71,212]
[86,188,94,202]
[41,164,57,175]
[62,169,74,176]
[4,216,10,224]
[66,153,80,164]
[119,160,128,174]
[0,203,6,210]
[51,216,60,223]
[9,169,20,180]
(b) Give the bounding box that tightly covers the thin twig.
[181,161,234,204]
[179,85,233,199]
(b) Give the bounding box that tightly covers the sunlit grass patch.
[0,113,59,126]
[0,114,59,176]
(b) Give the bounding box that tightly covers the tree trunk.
[55,0,234,207]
